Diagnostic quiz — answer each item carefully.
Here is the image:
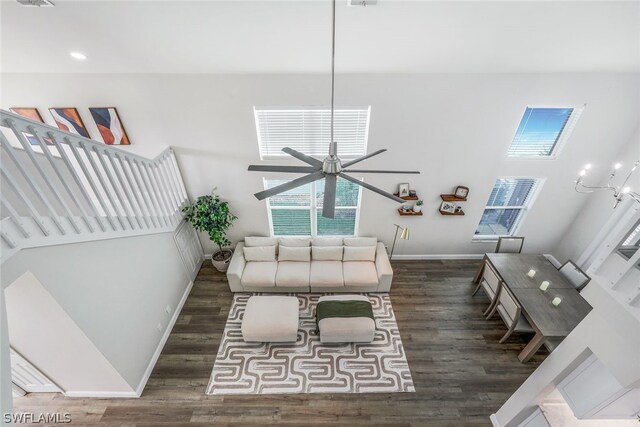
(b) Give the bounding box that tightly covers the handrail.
[0,109,188,261]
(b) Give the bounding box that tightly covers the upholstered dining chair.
[495,236,525,254]
[472,261,503,317]
[558,260,591,291]
[488,284,534,343]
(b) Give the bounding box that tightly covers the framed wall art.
[89,107,131,145]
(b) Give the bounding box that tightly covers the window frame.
[253,106,371,161]
[472,177,545,242]
[264,177,363,237]
[505,105,584,160]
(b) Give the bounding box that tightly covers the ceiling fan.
[248,0,420,219]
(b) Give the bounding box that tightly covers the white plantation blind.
[507,107,582,158]
[254,107,370,159]
[486,178,539,207]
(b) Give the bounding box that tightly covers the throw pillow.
[243,245,277,261]
[312,246,343,261]
[244,236,278,247]
[343,237,377,247]
[278,246,311,262]
[343,246,376,262]
[312,237,344,247]
[278,237,311,247]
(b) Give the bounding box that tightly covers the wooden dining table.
[473,253,592,362]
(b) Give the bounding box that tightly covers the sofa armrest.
[226,242,246,292]
[375,242,393,292]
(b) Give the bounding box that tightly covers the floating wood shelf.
[394,193,419,201]
[398,209,423,216]
[439,209,465,216]
[440,194,467,202]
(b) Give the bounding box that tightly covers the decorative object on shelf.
[551,296,562,307]
[527,269,536,278]
[49,107,90,138]
[390,224,409,258]
[440,201,456,214]
[539,280,550,292]
[454,185,469,200]
[398,183,410,198]
[89,107,131,145]
[182,190,237,272]
[409,190,417,198]
[246,0,419,219]
[454,205,463,214]
[575,161,640,207]
[9,107,53,145]
[413,200,423,213]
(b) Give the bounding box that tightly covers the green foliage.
[182,191,237,253]
[416,200,424,206]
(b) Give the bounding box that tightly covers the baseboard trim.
[64,390,138,398]
[490,414,501,427]
[133,280,194,397]
[391,254,484,260]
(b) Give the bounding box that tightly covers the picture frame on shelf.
[398,183,410,197]
[440,201,456,213]
[454,186,469,199]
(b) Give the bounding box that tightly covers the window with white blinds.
[474,178,542,239]
[507,107,583,158]
[265,178,361,237]
[254,107,370,160]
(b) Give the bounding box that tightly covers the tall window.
[474,178,542,239]
[265,178,361,237]
[254,107,370,160]
[507,107,583,158]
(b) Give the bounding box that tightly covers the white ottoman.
[317,295,375,343]
[241,296,299,342]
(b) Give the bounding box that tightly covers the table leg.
[519,332,546,363]
[473,255,487,284]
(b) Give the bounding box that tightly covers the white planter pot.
[211,249,233,272]
[413,205,422,213]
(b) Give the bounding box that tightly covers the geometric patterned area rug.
[206,293,415,395]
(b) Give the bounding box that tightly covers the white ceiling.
[1,0,639,74]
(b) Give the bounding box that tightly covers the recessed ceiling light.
[70,52,87,61]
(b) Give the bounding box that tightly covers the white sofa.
[226,236,393,293]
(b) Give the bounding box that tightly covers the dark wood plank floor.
[13,260,545,426]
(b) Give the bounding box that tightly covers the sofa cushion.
[279,237,311,247]
[245,236,278,247]
[343,261,379,287]
[343,237,377,247]
[343,246,376,262]
[310,261,344,287]
[276,261,311,287]
[241,261,278,287]
[312,237,344,247]
[278,246,311,262]
[243,245,277,261]
[312,246,343,261]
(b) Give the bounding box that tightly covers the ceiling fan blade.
[343,169,420,174]
[248,165,319,173]
[282,147,323,167]
[253,171,324,200]
[339,173,405,203]
[341,149,387,168]
[322,175,337,218]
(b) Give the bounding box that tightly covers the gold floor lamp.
[390,224,410,259]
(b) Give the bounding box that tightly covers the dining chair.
[472,261,503,317]
[495,236,525,253]
[488,284,534,343]
[544,337,563,353]
[558,260,591,291]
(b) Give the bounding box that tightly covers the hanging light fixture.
[575,160,640,207]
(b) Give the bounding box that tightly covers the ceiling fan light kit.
[248,0,419,219]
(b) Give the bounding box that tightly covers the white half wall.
[4,272,133,395]
[0,287,13,426]
[0,230,194,392]
[2,73,639,255]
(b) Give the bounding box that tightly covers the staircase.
[0,109,189,263]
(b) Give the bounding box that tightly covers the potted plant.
[182,191,237,272]
[413,200,424,213]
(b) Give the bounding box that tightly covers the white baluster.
[133,159,168,227]
[0,196,31,238]
[148,162,176,225]
[0,168,50,236]
[105,151,148,229]
[93,146,136,230]
[169,150,188,201]
[119,155,158,228]
[159,155,182,213]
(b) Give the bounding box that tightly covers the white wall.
[0,287,13,427]
[2,73,638,255]
[5,272,133,395]
[554,125,640,263]
[0,231,192,392]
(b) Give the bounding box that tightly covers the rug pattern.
[206,293,415,395]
